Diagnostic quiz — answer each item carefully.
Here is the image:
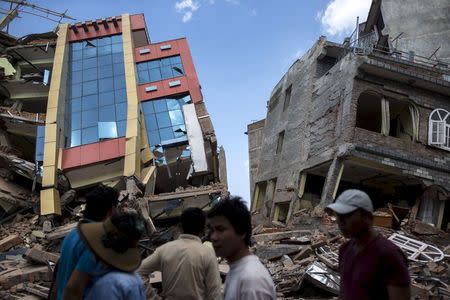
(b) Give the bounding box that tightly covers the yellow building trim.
[40,188,61,215]
[40,23,69,215]
[122,13,141,179]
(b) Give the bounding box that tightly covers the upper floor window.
[283,85,292,111]
[137,55,184,85]
[141,94,191,149]
[276,130,285,154]
[65,34,127,148]
[428,108,450,151]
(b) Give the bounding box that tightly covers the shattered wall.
[380,0,450,62]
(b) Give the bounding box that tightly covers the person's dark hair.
[102,211,146,253]
[83,185,118,221]
[207,196,252,246]
[181,207,205,236]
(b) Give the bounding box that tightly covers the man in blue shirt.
[80,211,146,300]
[54,185,118,300]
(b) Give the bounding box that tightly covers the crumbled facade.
[248,0,450,229]
[0,13,227,222]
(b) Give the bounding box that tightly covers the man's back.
[224,255,275,300]
[139,234,221,300]
[85,271,145,300]
[339,234,410,300]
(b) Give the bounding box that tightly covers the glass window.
[149,68,161,82]
[83,68,97,82]
[71,112,81,130]
[71,42,83,51]
[116,103,127,121]
[153,99,167,113]
[71,60,83,72]
[172,64,184,76]
[111,43,123,54]
[160,66,173,79]
[98,64,113,79]
[98,55,112,66]
[117,120,126,137]
[82,94,98,110]
[142,102,154,115]
[138,71,149,84]
[82,80,97,96]
[113,63,125,75]
[82,109,98,128]
[114,89,127,103]
[156,112,171,128]
[161,57,172,66]
[83,57,97,70]
[173,125,187,137]
[97,45,112,56]
[70,130,80,147]
[148,130,161,146]
[166,99,180,111]
[97,36,111,46]
[99,91,115,107]
[170,56,182,65]
[84,39,97,47]
[169,110,184,126]
[99,105,116,122]
[70,84,82,99]
[112,53,123,64]
[71,71,82,84]
[83,46,97,59]
[111,34,122,44]
[145,114,158,131]
[98,122,118,139]
[82,126,98,144]
[114,76,126,90]
[160,127,174,141]
[137,62,148,72]
[99,77,114,93]
[148,60,160,69]
[71,98,82,112]
[72,50,82,61]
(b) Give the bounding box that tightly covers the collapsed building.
[247,0,450,230]
[0,12,227,223]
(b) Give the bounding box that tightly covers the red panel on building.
[130,14,146,31]
[135,38,203,103]
[68,17,122,42]
[138,77,189,102]
[62,137,126,170]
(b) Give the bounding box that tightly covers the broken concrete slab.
[45,222,77,240]
[0,235,22,252]
[253,230,310,244]
[255,244,302,261]
[25,246,59,264]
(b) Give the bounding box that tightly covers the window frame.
[428,108,450,151]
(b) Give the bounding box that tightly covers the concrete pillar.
[40,24,69,215]
[320,157,345,206]
[122,13,142,179]
[266,179,277,220]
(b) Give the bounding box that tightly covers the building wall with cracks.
[248,33,450,228]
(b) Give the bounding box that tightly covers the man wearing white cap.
[326,189,410,300]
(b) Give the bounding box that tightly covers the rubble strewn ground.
[0,204,448,299]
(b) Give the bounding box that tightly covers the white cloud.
[319,0,372,36]
[175,0,200,23]
[249,8,257,16]
[225,0,240,5]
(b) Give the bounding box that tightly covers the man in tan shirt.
[138,207,222,300]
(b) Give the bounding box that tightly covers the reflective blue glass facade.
[136,55,184,85]
[141,94,191,148]
[35,125,45,162]
[65,34,127,148]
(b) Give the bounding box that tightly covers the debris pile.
[251,207,450,300]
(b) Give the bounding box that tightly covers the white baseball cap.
[326,189,374,214]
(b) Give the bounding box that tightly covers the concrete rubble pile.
[251,207,450,300]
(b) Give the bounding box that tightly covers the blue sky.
[2,0,372,204]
